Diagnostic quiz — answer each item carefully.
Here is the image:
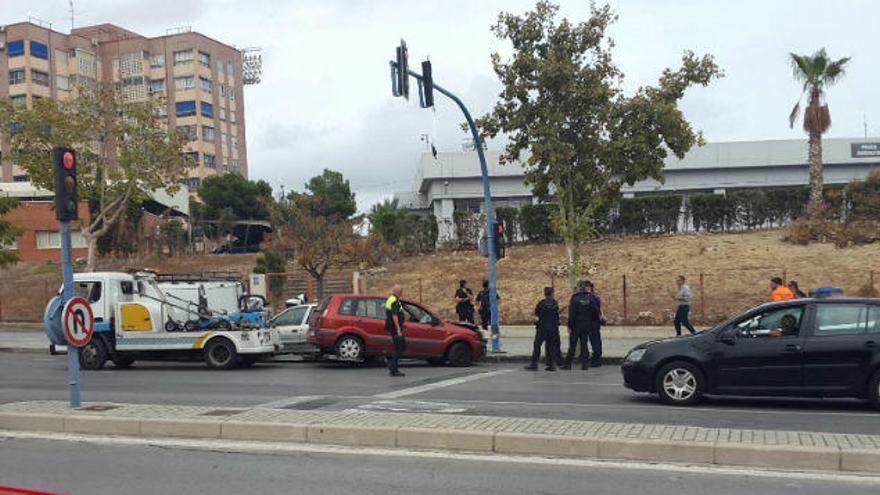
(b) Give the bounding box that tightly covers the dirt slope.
[363,230,880,326]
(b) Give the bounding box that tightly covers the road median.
[0,400,877,474]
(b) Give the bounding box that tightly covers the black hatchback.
[622,297,880,407]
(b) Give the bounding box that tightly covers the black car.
[622,297,880,407]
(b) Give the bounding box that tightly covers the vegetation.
[368,199,438,254]
[0,83,188,270]
[476,1,722,287]
[0,198,22,267]
[788,49,851,216]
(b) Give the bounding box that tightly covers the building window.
[175,100,197,117]
[202,126,215,143]
[150,54,165,68]
[29,41,49,60]
[199,76,212,93]
[230,111,237,124]
[31,70,50,87]
[231,159,240,172]
[228,87,235,101]
[37,231,86,249]
[221,132,228,148]
[122,76,144,87]
[178,125,197,142]
[219,108,226,121]
[10,95,26,110]
[198,51,210,67]
[8,69,25,85]
[119,52,143,76]
[173,49,193,65]
[149,78,166,94]
[222,157,229,172]
[174,76,195,91]
[200,101,213,118]
[226,62,233,76]
[231,136,238,150]
[204,153,216,169]
[218,84,225,97]
[216,60,224,73]
[12,175,29,182]
[7,40,25,57]
[56,75,70,91]
[182,177,201,191]
[182,151,200,166]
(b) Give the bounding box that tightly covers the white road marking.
[356,400,468,414]
[3,430,879,485]
[372,369,515,399]
[253,395,327,409]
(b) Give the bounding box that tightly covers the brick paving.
[2,400,879,451]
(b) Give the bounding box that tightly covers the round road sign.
[62,296,94,347]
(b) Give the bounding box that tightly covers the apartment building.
[0,21,248,188]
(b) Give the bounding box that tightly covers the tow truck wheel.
[79,338,108,370]
[204,338,239,370]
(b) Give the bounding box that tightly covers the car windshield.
[402,302,436,324]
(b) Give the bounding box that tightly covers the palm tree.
[788,49,850,216]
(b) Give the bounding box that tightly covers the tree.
[198,173,274,222]
[788,49,851,216]
[291,169,356,218]
[476,2,722,287]
[0,198,22,267]
[0,83,187,270]
[368,198,438,254]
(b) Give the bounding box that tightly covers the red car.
[307,294,486,366]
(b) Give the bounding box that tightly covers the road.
[1,353,878,434]
[1,435,877,495]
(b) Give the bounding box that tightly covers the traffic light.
[396,39,409,100]
[492,221,506,259]
[421,60,434,108]
[52,147,78,221]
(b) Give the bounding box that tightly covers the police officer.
[476,279,500,331]
[385,284,407,377]
[454,279,475,324]
[585,281,603,367]
[525,287,560,371]
[563,280,592,370]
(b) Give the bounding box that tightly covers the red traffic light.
[62,151,75,170]
[496,222,504,234]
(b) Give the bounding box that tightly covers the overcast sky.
[5,0,879,210]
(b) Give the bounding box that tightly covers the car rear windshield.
[315,297,331,314]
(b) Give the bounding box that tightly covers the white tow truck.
[44,271,281,370]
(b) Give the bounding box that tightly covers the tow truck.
[44,271,280,370]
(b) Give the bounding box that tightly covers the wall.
[2,200,91,262]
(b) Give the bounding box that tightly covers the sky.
[4,0,879,211]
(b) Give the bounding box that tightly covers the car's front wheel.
[335,335,364,362]
[446,342,474,367]
[868,369,880,409]
[655,361,704,406]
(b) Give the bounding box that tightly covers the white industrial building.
[394,138,880,241]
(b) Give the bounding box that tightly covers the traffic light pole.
[397,64,503,353]
[60,220,81,407]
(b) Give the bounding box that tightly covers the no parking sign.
[62,296,94,347]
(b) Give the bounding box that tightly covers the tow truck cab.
[55,272,280,370]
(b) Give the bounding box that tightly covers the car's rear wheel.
[868,369,880,409]
[655,361,704,406]
[446,342,474,367]
[79,338,108,370]
[204,338,239,370]
[336,335,364,362]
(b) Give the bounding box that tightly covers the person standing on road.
[672,275,697,336]
[454,279,475,324]
[586,282,604,367]
[526,287,560,372]
[770,277,795,301]
[563,281,592,370]
[385,285,407,377]
[475,279,500,331]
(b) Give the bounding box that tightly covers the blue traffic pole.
[60,221,81,407]
[406,70,502,353]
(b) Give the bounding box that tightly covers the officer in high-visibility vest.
[385,284,407,377]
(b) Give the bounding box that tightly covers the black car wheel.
[868,369,880,409]
[204,338,239,370]
[446,342,474,367]
[655,361,704,406]
[79,338,108,370]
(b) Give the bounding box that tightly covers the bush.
[452,211,483,249]
[613,195,681,235]
[519,203,559,243]
[688,193,735,232]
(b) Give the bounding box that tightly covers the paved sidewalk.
[0,400,877,474]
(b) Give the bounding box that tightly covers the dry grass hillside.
[362,229,880,326]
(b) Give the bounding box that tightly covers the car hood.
[632,332,708,350]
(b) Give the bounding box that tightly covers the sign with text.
[851,142,880,158]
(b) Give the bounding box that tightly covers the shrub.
[519,203,560,243]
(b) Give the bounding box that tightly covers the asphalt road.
[1,436,877,495]
[1,353,878,434]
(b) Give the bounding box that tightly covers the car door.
[710,304,806,395]
[802,302,875,395]
[272,306,310,348]
[351,297,391,355]
[400,301,446,358]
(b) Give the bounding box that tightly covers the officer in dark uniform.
[454,279,475,324]
[563,280,592,370]
[385,284,407,377]
[525,286,560,371]
[586,281,603,367]
[476,279,500,331]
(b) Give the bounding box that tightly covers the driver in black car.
[769,314,798,337]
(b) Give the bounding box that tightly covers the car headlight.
[625,348,646,362]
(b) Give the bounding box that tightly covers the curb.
[1,411,878,474]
